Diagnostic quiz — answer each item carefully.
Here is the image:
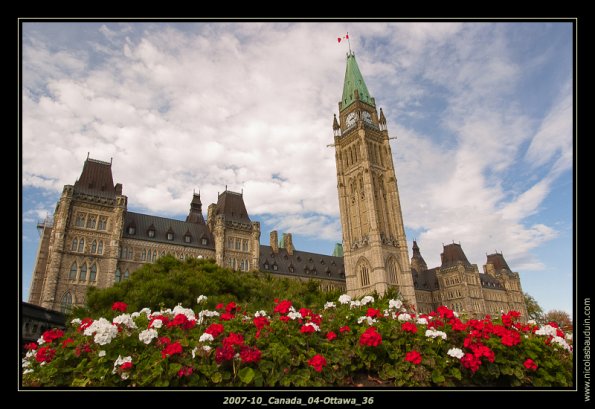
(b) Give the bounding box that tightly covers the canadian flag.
[337,33,349,43]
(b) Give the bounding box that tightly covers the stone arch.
[356,257,372,287]
[386,256,401,285]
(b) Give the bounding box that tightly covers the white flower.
[23,369,34,375]
[397,313,412,322]
[524,335,529,339]
[388,299,403,310]
[254,310,269,318]
[150,319,163,329]
[360,296,374,305]
[112,355,132,374]
[40,361,46,366]
[527,319,536,325]
[357,316,377,326]
[303,322,320,332]
[565,333,573,341]
[197,295,208,304]
[173,304,196,321]
[25,350,35,359]
[140,308,152,316]
[447,348,464,359]
[37,337,45,345]
[425,329,447,340]
[71,318,82,326]
[234,353,241,360]
[199,333,215,343]
[197,310,219,325]
[22,359,30,368]
[349,300,362,309]
[98,350,106,357]
[121,372,130,380]
[203,345,212,352]
[139,328,158,344]
[324,302,336,310]
[453,311,459,318]
[84,317,119,345]
[535,325,558,337]
[416,318,429,325]
[113,314,137,329]
[131,312,140,318]
[287,311,302,320]
[551,336,572,352]
[192,347,198,359]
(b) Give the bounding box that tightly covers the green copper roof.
[332,243,344,257]
[341,52,373,111]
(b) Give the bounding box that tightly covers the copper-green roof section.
[341,52,374,111]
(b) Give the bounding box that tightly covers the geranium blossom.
[401,322,418,334]
[308,354,327,372]
[425,329,447,340]
[196,295,208,304]
[205,323,225,338]
[360,296,375,305]
[349,300,362,308]
[326,331,337,341]
[172,304,196,321]
[339,326,351,333]
[389,299,403,310]
[300,323,320,333]
[324,302,336,309]
[357,316,377,326]
[199,333,215,343]
[139,329,158,344]
[42,329,64,343]
[161,341,183,359]
[222,333,244,348]
[397,313,412,322]
[113,314,137,329]
[35,346,56,363]
[83,318,119,345]
[338,294,351,304]
[112,302,127,312]
[447,348,465,359]
[405,350,422,365]
[359,326,382,347]
[70,318,82,326]
[274,300,292,314]
[523,358,538,371]
[416,318,429,325]
[240,346,262,363]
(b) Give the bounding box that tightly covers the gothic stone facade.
[28,52,527,320]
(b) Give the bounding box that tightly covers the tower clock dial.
[362,111,372,124]
[346,111,357,127]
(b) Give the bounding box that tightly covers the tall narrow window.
[148,229,155,238]
[242,240,248,252]
[227,237,233,249]
[141,249,146,261]
[71,238,78,251]
[235,239,241,250]
[69,262,77,280]
[98,217,107,230]
[153,250,157,261]
[240,260,245,271]
[87,215,96,229]
[97,241,103,255]
[115,269,121,283]
[124,270,129,280]
[167,233,174,241]
[118,246,122,258]
[76,213,86,227]
[360,265,370,286]
[61,292,73,314]
[78,238,85,253]
[127,247,133,260]
[79,263,87,281]
[91,240,97,254]
[89,264,97,282]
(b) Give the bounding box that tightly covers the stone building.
[27,50,526,320]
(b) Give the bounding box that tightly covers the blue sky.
[20,22,573,316]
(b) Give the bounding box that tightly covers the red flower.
[222,332,244,348]
[279,315,290,323]
[401,322,418,334]
[308,354,327,372]
[148,315,170,328]
[273,300,292,314]
[404,350,422,365]
[78,318,94,332]
[215,345,235,363]
[240,346,262,363]
[61,338,74,348]
[158,336,171,345]
[161,341,183,359]
[35,346,56,363]
[111,302,127,312]
[326,331,337,341]
[451,320,467,331]
[24,342,38,351]
[339,326,351,333]
[205,323,225,338]
[437,305,454,319]
[215,303,224,310]
[168,314,196,330]
[120,361,133,371]
[177,366,193,377]
[359,326,382,347]
[42,329,64,343]
[461,353,481,373]
[225,301,237,313]
[220,312,234,321]
[523,358,538,371]
[253,316,270,330]
[273,298,279,304]
[366,308,382,318]
[74,343,91,357]
[300,324,316,334]
[501,329,521,347]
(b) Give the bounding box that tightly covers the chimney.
[115,183,123,195]
[270,230,278,254]
[285,233,293,256]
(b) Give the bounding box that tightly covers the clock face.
[346,112,357,127]
[362,111,372,123]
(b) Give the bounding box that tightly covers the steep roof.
[479,273,505,290]
[440,243,472,269]
[413,267,439,291]
[486,253,511,272]
[122,211,214,249]
[411,240,428,272]
[341,52,374,111]
[73,158,116,199]
[214,191,251,224]
[186,193,205,224]
[259,245,345,282]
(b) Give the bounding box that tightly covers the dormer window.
[272,263,278,271]
[128,226,136,235]
[148,229,155,238]
[184,235,192,243]
[201,238,208,245]
[264,262,269,270]
[167,233,174,241]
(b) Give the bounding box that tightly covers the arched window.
[89,263,97,282]
[387,258,398,284]
[360,264,370,286]
[127,247,133,260]
[141,249,146,261]
[91,240,97,254]
[71,238,78,251]
[124,270,129,280]
[76,213,86,227]
[245,260,250,271]
[78,238,85,253]
[60,292,73,314]
[115,269,121,283]
[69,262,77,280]
[87,215,96,229]
[98,240,103,255]
[153,250,157,261]
[98,217,107,230]
[79,263,87,281]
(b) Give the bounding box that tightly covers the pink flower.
[112,302,127,312]
[404,350,422,365]
[308,354,327,372]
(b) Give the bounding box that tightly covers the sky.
[20,21,574,316]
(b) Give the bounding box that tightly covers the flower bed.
[22,295,572,387]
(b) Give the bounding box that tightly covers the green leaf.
[431,370,445,384]
[450,367,462,381]
[238,367,255,384]
[211,372,223,383]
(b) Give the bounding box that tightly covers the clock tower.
[333,52,417,307]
